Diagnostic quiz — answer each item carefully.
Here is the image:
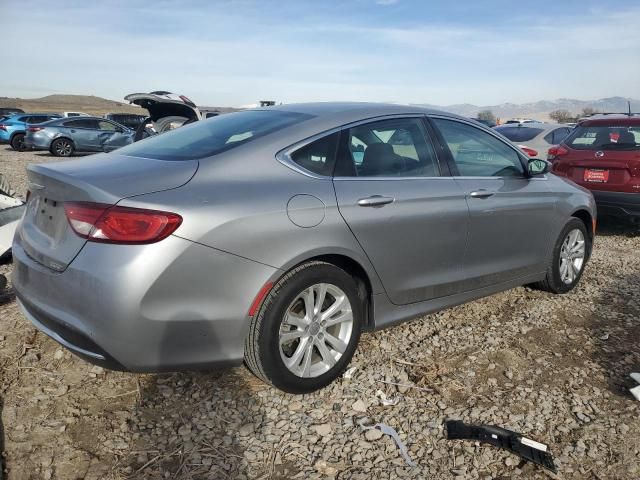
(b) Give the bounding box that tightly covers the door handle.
[70,129,76,133]
[357,195,395,207]
[469,189,495,199]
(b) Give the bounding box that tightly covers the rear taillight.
[64,202,182,244]
[0,124,7,131]
[547,145,569,161]
[518,145,538,157]
[28,126,44,132]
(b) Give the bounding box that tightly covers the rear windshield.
[566,125,640,151]
[118,110,312,161]
[494,126,544,142]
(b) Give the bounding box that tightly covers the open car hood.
[124,92,201,122]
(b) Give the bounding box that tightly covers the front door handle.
[469,189,495,199]
[357,195,395,207]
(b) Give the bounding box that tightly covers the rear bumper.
[592,190,640,218]
[12,234,279,372]
[24,134,52,150]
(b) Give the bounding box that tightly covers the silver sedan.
[13,103,595,393]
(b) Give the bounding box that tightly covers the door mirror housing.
[528,158,551,176]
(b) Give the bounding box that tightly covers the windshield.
[494,126,543,142]
[566,125,640,151]
[118,110,312,161]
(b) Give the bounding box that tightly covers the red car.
[549,116,640,220]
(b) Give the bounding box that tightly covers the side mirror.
[528,158,551,176]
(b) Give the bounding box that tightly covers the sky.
[0,0,639,107]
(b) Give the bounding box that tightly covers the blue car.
[0,113,62,151]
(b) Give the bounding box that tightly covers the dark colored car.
[104,113,147,130]
[24,117,134,156]
[550,116,640,219]
[0,113,62,151]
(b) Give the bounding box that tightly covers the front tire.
[50,138,74,157]
[245,261,363,393]
[535,218,590,294]
[10,133,26,151]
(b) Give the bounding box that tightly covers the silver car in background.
[24,116,134,156]
[13,103,596,393]
[494,122,573,158]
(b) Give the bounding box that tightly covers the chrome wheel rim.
[559,228,585,284]
[55,141,72,156]
[279,283,353,378]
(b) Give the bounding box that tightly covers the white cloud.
[0,1,638,106]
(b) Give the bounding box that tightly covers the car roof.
[579,117,640,127]
[253,102,471,133]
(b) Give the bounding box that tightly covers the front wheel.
[245,261,363,393]
[534,218,590,294]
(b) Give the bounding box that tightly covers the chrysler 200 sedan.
[13,103,596,393]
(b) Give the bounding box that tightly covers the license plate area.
[32,196,65,237]
[583,169,609,183]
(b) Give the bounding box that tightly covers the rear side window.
[290,133,339,176]
[334,118,440,177]
[494,126,543,142]
[118,110,312,161]
[543,128,571,145]
[64,119,99,129]
[566,125,640,150]
[433,118,525,177]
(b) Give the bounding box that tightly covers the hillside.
[0,94,143,116]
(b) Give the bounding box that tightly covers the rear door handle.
[357,195,395,207]
[469,189,495,199]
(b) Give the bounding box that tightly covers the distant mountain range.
[1,94,638,121]
[414,96,640,121]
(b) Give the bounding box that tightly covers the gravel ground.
[1,146,639,480]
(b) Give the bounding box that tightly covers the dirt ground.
[0,146,639,480]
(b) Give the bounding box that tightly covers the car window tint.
[494,126,543,142]
[118,110,312,161]
[98,121,117,131]
[335,118,439,177]
[566,125,640,151]
[290,132,339,176]
[433,118,524,177]
[552,128,571,144]
[16,116,29,122]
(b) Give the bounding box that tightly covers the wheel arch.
[50,136,76,152]
[571,208,594,239]
[278,252,379,331]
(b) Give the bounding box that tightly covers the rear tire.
[50,138,74,157]
[534,218,590,294]
[10,133,26,152]
[245,261,363,393]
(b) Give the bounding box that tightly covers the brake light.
[0,124,7,131]
[64,202,182,244]
[547,145,569,161]
[519,145,538,157]
[28,126,44,132]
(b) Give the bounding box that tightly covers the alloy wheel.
[55,140,72,156]
[279,283,353,378]
[559,228,585,284]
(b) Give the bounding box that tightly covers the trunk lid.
[561,147,640,192]
[18,153,197,271]
[124,92,201,122]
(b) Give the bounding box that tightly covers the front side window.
[289,132,339,176]
[64,119,99,129]
[98,121,117,131]
[566,125,640,151]
[118,110,312,161]
[433,118,524,177]
[334,118,440,177]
